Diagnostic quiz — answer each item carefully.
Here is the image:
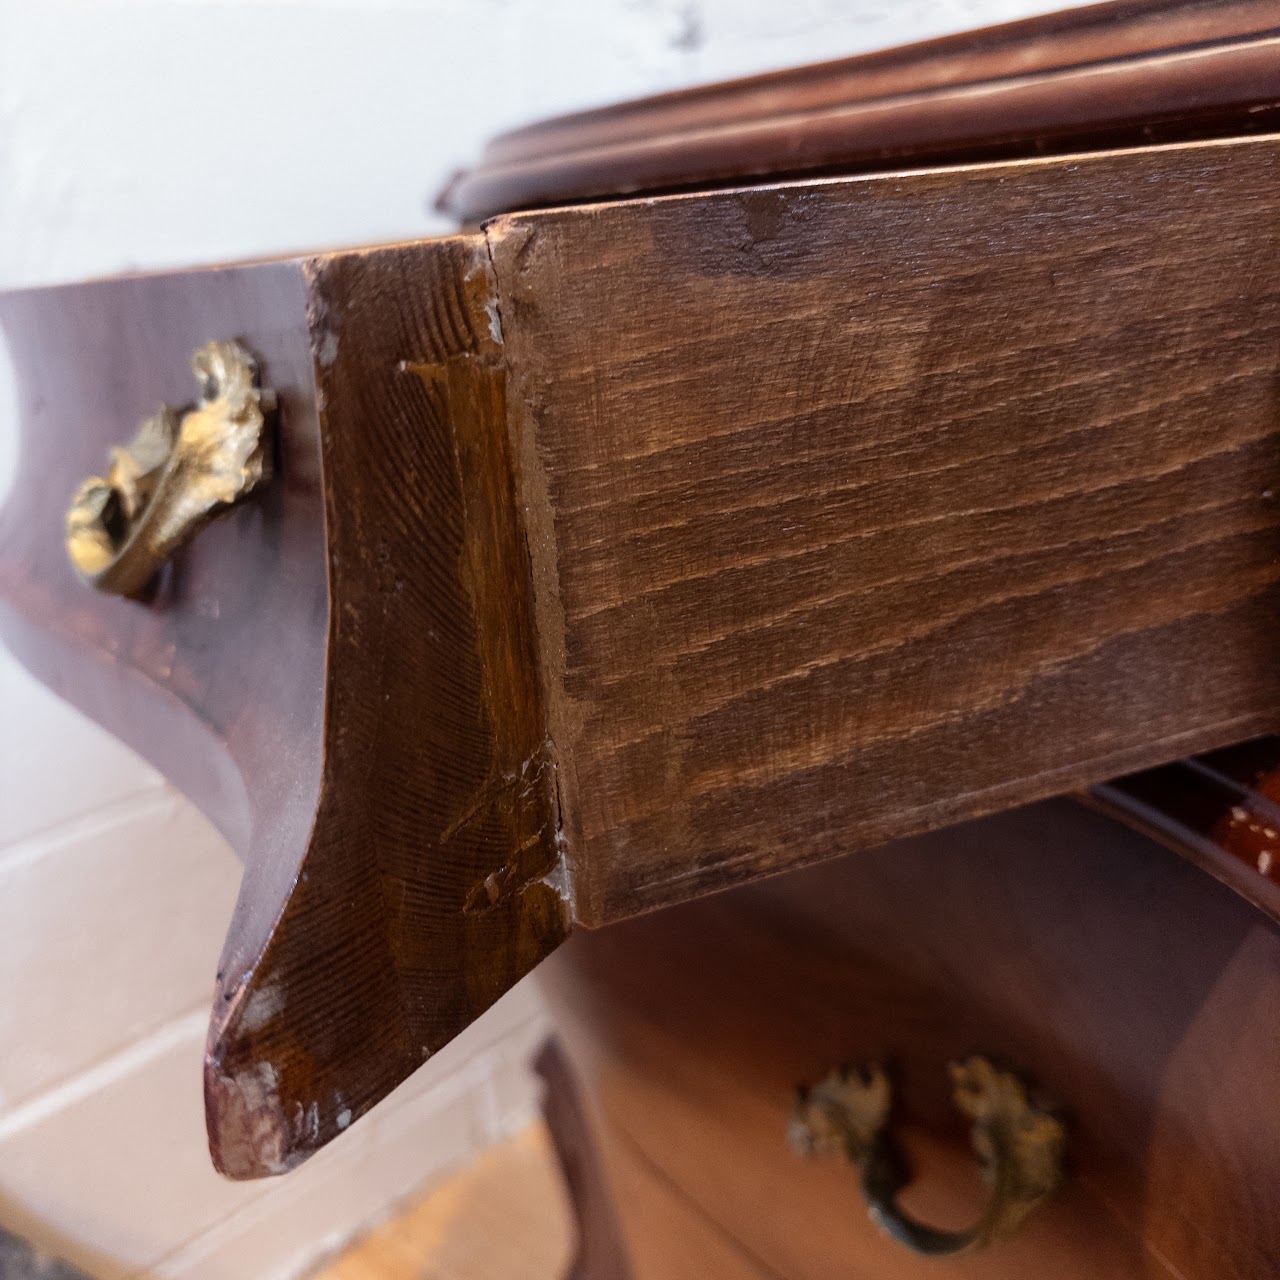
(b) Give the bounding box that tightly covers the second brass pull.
[789,1057,1064,1257]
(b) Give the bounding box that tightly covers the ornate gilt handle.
[65,340,275,599]
[789,1057,1064,1257]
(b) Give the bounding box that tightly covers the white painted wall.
[0,0,1087,1276]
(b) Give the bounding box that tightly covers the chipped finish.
[205,1061,301,1179]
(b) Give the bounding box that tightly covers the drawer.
[537,798,1280,1279]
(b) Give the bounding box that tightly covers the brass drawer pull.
[789,1057,1064,1257]
[65,340,275,599]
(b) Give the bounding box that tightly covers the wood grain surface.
[538,799,1280,1279]
[489,131,1280,924]
[441,0,1280,220]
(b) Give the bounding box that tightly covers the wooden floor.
[312,1124,576,1280]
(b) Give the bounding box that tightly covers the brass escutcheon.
[789,1056,1064,1257]
[65,339,275,599]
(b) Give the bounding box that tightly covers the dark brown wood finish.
[539,799,1280,1279]
[0,238,567,1178]
[490,131,1280,925]
[4,128,1280,1178]
[441,0,1280,221]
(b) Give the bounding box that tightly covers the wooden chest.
[3,1,1280,1273]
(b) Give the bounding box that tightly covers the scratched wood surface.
[489,131,1280,926]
